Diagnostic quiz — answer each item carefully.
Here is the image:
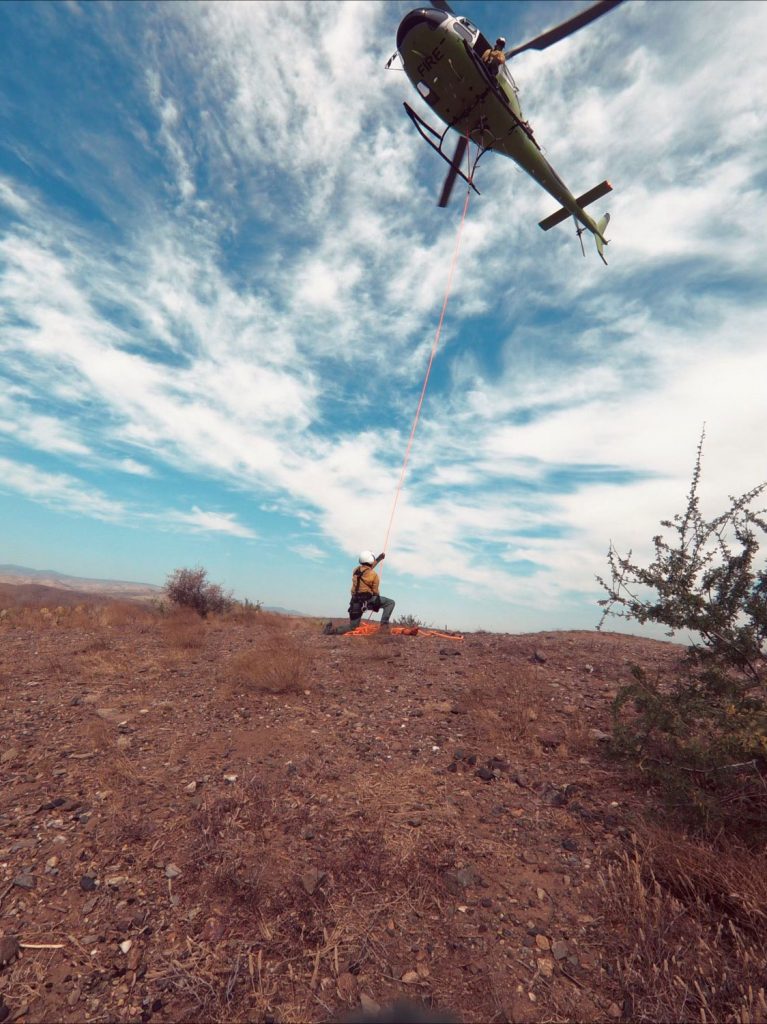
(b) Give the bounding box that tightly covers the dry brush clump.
[189,778,275,911]
[600,829,767,1023]
[218,628,313,696]
[162,608,208,650]
[461,664,539,748]
[165,566,232,618]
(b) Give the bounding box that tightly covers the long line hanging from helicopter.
[387,0,624,263]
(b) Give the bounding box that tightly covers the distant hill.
[0,564,304,615]
[0,564,162,601]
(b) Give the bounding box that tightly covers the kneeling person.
[323,550,395,634]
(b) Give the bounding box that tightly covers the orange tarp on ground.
[342,623,463,640]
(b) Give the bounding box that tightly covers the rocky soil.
[0,602,685,1023]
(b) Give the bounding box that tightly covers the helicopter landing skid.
[403,103,481,196]
[574,217,586,257]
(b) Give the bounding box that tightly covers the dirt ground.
[0,598,687,1023]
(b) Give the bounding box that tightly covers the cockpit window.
[453,19,474,43]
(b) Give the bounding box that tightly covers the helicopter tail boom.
[538,179,613,231]
[595,212,610,265]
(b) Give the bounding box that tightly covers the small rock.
[1,748,19,765]
[79,875,97,892]
[531,650,547,664]
[336,971,357,1003]
[476,766,494,782]
[542,786,567,807]
[400,969,420,985]
[588,728,611,742]
[165,863,182,880]
[552,940,569,961]
[537,732,562,749]
[607,1003,622,1020]
[562,837,579,852]
[538,957,554,978]
[223,772,238,783]
[359,993,381,1014]
[184,781,198,794]
[535,934,551,951]
[105,875,129,888]
[444,867,476,894]
[12,874,35,890]
[301,868,326,896]
[407,818,422,827]
[0,935,20,966]
[119,940,133,954]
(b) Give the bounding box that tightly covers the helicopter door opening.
[473,31,491,59]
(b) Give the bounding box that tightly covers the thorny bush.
[597,432,767,841]
[165,566,232,618]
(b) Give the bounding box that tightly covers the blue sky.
[1,0,765,631]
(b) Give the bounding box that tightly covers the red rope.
[378,158,474,574]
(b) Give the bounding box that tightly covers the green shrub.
[597,433,767,841]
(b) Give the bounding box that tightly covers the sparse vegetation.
[6,575,765,1024]
[598,433,767,840]
[163,607,207,650]
[394,612,426,628]
[601,830,767,1024]
[218,630,312,695]
[165,565,233,618]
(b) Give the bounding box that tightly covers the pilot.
[322,550,395,635]
[482,37,507,76]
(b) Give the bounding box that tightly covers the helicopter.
[388,0,623,263]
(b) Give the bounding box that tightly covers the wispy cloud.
[0,0,765,627]
[165,506,257,539]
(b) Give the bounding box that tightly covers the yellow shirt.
[350,565,379,597]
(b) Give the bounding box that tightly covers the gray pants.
[330,595,395,634]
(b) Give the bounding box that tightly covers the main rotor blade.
[437,136,468,208]
[504,0,623,59]
[432,0,456,13]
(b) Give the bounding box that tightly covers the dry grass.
[600,827,767,1023]
[163,608,208,650]
[461,664,538,748]
[218,629,313,696]
[95,600,157,629]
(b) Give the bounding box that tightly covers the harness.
[349,566,378,620]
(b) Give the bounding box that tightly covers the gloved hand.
[377,552,386,561]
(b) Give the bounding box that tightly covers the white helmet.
[359,550,376,565]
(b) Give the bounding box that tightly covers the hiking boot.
[379,622,391,632]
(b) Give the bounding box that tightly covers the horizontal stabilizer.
[538,179,613,231]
